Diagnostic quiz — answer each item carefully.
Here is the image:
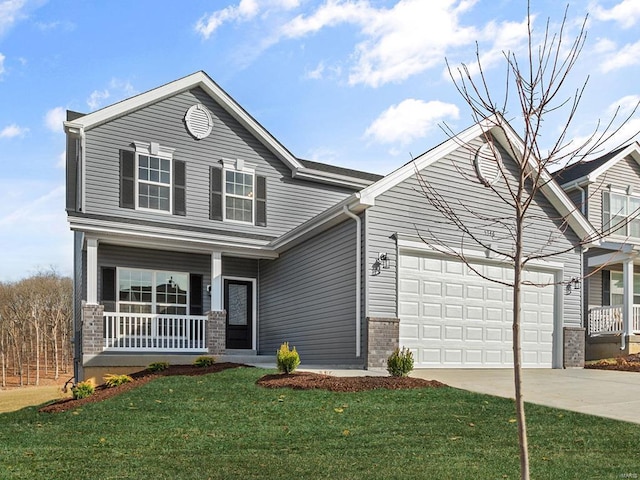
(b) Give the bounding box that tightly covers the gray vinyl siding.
[259,219,362,366]
[97,244,211,313]
[222,257,258,279]
[366,137,583,326]
[83,87,354,237]
[586,155,640,231]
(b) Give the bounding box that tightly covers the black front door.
[224,279,253,349]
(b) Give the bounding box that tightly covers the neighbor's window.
[118,268,188,315]
[225,169,254,223]
[603,191,640,238]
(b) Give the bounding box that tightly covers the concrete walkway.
[411,368,640,425]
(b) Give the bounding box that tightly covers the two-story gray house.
[65,71,592,383]
[558,143,640,360]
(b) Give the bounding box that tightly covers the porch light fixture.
[565,277,581,295]
[378,253,390,269]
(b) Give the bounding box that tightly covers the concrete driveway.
[411,368,640,424]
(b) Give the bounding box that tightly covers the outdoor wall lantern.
[378,253,390,269]
[565,277,581,295]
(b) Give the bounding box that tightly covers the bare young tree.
[416,4,638,479]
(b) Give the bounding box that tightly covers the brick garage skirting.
[367,317,400,368]
[563,326,585,368]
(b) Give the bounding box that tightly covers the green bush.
[276,342,300,374]
[71,381,95,399]
[148,362,170,372]
[194,356,216,367]
[387,347,414,377]
[103,374,133,388]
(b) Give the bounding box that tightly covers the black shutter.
[602,270,610,306]
[256,175,267,227]
[66,136,78,211]
[210,166,223,221]
[189,274,203,315]
[173,160,186,216]
[101,267,116,302]
[120,150,135,209]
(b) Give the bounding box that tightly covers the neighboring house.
[558,143,640,359]
[65,71,591,383]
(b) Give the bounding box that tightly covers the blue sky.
[0,0,639,281]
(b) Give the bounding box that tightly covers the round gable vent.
[474,142,503,186]
[185,104,214,140]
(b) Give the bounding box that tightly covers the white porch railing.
[104,313,208,352]
[588,305,640,336]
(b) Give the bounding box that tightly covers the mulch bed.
[256,372,445,392]
[585,353,640,372]
[39,364,445,413]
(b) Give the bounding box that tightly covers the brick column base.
[367,317,400,368]
[206,310,226,355]
[563,326,585,368]
[82,303,105,357]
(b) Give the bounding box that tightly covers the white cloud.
[599,39,640,73]
[592,0,640,28]
[0,0,27,36]
[0,52,4,75]
[365,98,460,145]
[44,106,65,133]
[86,78,137,110]
[56,150,65,169]
[0,123,28,138]
[195,0,300,39]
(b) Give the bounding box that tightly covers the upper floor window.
[603,191,640,238]
[120,143,186,216]
[210,159,266,226]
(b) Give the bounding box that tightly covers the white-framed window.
[118,268,188,315]
[134,142,175,213]
[223,159,254,223]
[610,271,640,306]
[603,190,640,238]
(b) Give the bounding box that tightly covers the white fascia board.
[68,216,278,258]
[586,142,640,183]
[292,168,374,189]
[62,71,305,173]
[270,193,372,252]
[587,251,636,268]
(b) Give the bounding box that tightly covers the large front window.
[603,191,640,238]
[118,268,188,314]
[225,169,254,223]
[610,271,640,305]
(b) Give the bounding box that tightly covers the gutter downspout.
[343,205,361,358]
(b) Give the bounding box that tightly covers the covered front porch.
[586,248,640,358]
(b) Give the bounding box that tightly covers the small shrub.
[148,362,170,372]
[71,381,95,399]
[103,374,133,388]
[387,347,414,377]
[276,342,300,374]
[194,356,216,367]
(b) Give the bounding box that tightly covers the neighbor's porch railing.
[103,313,208,352]
[588,305,640,336]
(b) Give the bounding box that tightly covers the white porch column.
[211,251,223,311]
[86,238,99,305]
[622,257,634,340]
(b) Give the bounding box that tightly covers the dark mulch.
[256,371,446,392]
[585,353,640,372]
[39,364,446,413]
[39,362,247,414]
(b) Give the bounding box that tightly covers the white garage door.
[398,253,556,368]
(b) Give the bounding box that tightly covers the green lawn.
[0,367,638,479]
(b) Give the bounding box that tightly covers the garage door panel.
[399,253,556,368]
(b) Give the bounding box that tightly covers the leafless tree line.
[0,271,73,388]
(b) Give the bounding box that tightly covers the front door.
[224,279,253,349]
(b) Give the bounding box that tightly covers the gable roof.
[63,71,375,189]
[358,114,596,243]
[555,142,640,187]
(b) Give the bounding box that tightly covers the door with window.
[224,279,253,349]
